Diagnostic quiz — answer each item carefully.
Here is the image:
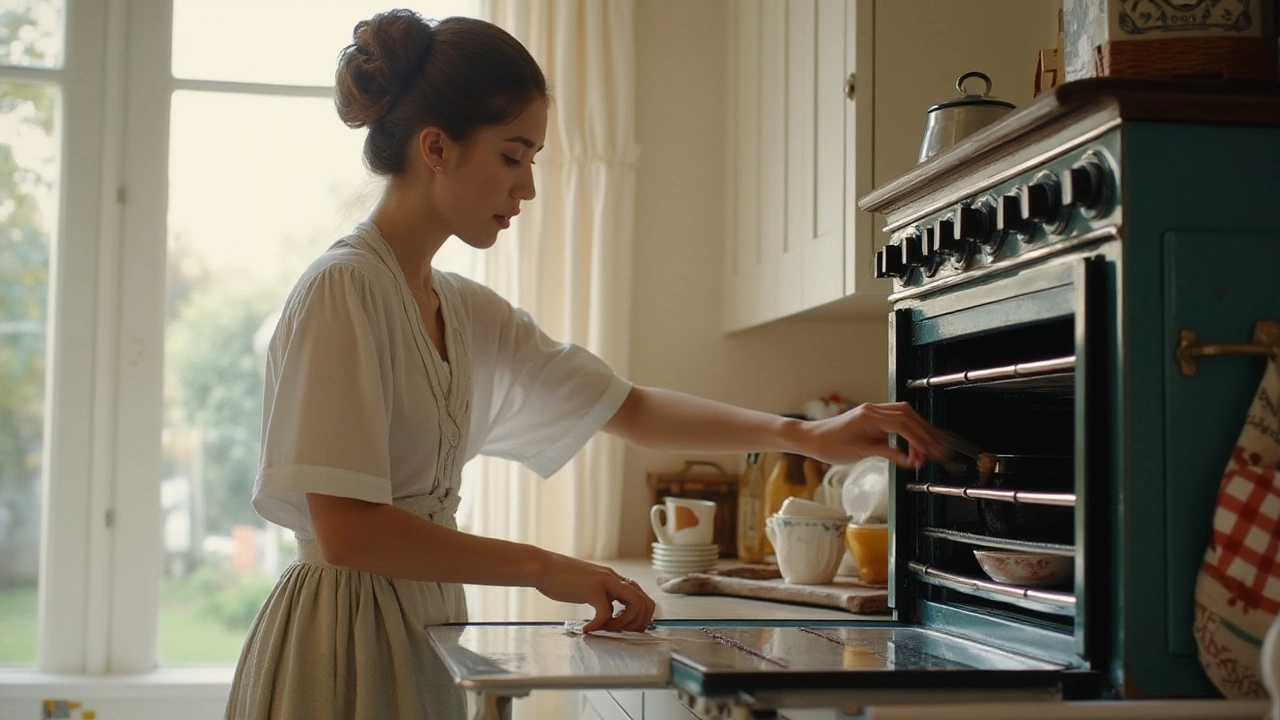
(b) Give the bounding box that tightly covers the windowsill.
[0,667,233,698]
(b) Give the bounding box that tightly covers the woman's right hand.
[532,551,656,634]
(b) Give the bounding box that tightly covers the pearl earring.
[434,164,444,173]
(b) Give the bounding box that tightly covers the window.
[0,0,479,676]
[0,0,64,667]
[157,0,480,667]
[158,88,371,664]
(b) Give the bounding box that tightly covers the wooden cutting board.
[657,566,889,615]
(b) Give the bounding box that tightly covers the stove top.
[871,128,1122,301]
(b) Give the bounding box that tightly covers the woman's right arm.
[306,493,655,633]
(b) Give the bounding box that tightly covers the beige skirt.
[226,494,468,719]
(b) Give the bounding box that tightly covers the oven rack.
[905,355,1075,391]
[908,561,1076,616]
[905,482,1076,508]
[920,527,1076,556]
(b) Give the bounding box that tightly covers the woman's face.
[433,97,547,249]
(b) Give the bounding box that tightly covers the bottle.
[736,453,767,562]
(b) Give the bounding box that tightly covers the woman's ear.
[416,127,448,173]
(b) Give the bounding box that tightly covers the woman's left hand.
[799,401,947,468]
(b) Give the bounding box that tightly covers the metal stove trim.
[876,117,1123,234]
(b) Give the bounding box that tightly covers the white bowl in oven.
[973,550,1073,589]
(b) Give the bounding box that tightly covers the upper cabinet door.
[726,0,863,332]
[760,0,796,320]
[787,0,819,313]
[802,0,849,310]
[725,0,762,331]
[843,0,879,303]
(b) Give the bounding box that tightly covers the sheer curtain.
[460,0,639,567]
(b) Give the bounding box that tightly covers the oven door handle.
[1176,319,1280,376]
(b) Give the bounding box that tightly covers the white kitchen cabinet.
[726,0,867,332]
[723,0,1060,332]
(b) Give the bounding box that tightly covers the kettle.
[918,71,1015,163]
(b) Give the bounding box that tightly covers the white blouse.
[251,222,632,538]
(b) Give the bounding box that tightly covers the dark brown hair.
[334,10,547,175]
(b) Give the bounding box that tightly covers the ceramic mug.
[650,497,717,546]
[765,514,850,585]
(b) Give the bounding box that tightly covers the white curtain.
[461,0,639,564]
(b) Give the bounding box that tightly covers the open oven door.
[428,620,1074,717]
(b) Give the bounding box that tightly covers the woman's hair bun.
[334,9,434,129]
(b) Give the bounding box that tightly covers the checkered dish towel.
[1195,358,1280,698]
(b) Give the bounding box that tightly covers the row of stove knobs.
[875,153,1114,280]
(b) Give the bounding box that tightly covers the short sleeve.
[478,299,633,479]
[252,265,395,534]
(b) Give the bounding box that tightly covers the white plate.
[651,552,718,562]
[652,563,715,574]
[650,543,718,554]
[651,545,719,555]
[650,550,721,563]
[650,552,716,562]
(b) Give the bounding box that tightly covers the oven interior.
[901,313,1083,640]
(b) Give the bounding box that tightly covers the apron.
[226,492,469,720]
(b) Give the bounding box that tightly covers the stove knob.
[932,217,966,256]
[1019,178,1061,224]
[918,226,936,258]
[955,205,991,243]
[917,226,940,276]
[901,231,924,267]
[1060,157,1112,217]
[996,193,1028,235]
[874,244,906,279]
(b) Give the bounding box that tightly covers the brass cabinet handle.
[1176,319,1280,376]
[845,73,856,100]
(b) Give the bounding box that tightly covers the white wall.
[619,0,889,558]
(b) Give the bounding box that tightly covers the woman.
[226,9,945,719]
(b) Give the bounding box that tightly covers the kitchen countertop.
[463,557,889,624]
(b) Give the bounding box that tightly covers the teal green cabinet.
[1120,123,1280,696]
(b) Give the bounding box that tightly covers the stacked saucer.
[651,542,718,575]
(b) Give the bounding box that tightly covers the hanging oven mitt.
[1195,357,1280,698]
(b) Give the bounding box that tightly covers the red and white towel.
[1195,358,1280,698]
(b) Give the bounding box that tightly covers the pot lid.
[927,71,1016,113]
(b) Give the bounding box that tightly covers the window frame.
[2,0,116,675]
[114,0,342,672]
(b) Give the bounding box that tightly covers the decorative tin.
[1119,0,1259,35]
[1064,0,1277,81]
